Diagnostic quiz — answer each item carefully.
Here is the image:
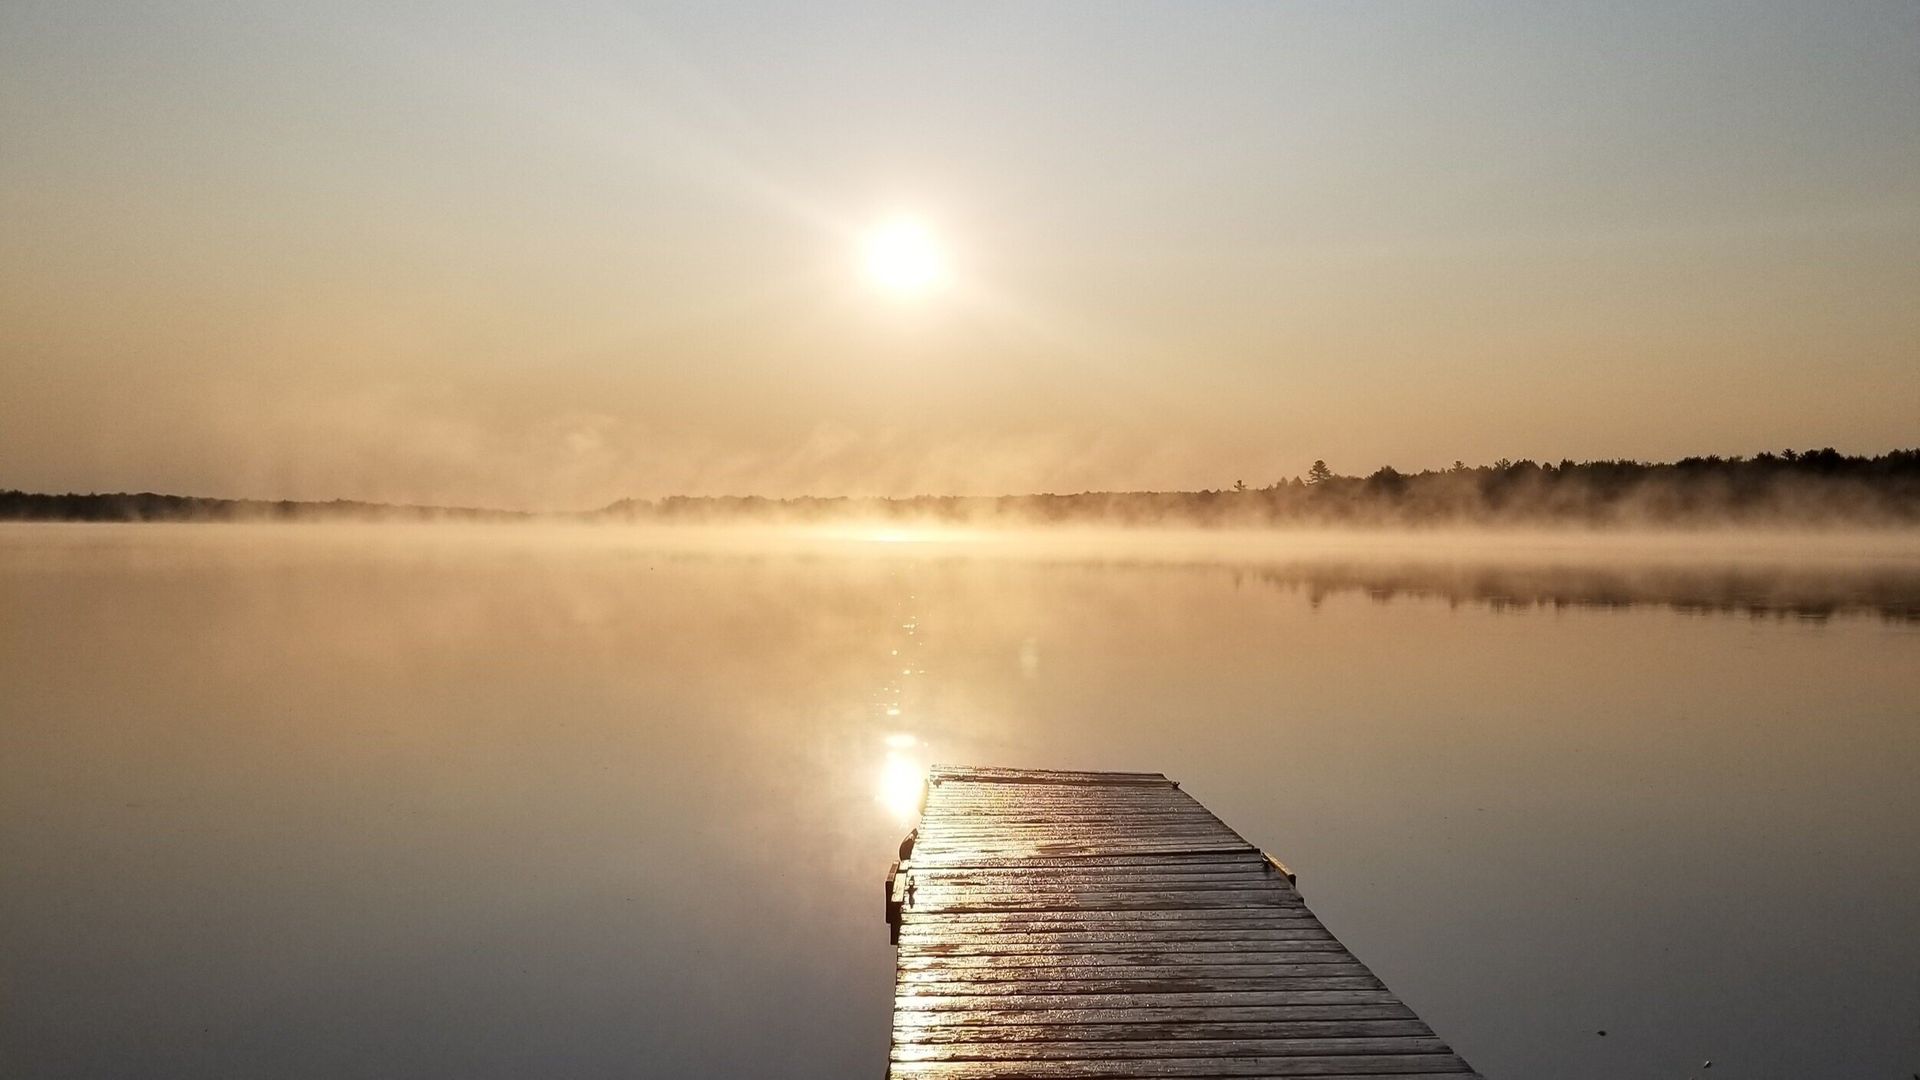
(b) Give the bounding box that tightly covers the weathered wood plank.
[898,951,1357,969]
[896,976,1388,996]
[889,1057,1474,1077]
[901,911,1317,927]
[894,991,1415,1012]
[898,939,1340,955]
[901,970,1387,989]
[887,766,1478,1079]
[906,901,1301,916]
[894,1020,1434,1042]
[897,930,1339,947]
[901,955,1367,973]
[894,1006,1422,1028]
[905,889,1301,903]
[907,876,1291,891]
[893,1036,1454,1061]
[901,852,1266,870]
[911,845,1257,859]
[913,861,1273,873]
[902,891,1297,907]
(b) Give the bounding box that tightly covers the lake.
[2,523,1917,1078]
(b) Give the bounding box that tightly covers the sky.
[2,1,1916,509]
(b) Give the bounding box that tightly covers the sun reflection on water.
[878,748,926,822]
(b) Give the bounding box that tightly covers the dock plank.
[886,766,1477,1078]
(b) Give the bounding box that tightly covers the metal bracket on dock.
[884,860,900,929]
[885,839,915,943]
[885,868,911,944]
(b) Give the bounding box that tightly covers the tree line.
[7,448,1917,526]
[601,448,1920,526]
[0,490,528,523]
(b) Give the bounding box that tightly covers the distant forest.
[6,448,1919,526]
[0,491,529,523]
[613,447,1920,526]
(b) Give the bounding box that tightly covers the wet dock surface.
[885,765,1479,1078]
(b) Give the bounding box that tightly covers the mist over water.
[3,523,1917,1078]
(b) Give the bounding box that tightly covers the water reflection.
[505,525,1920,624]
[877,749,925,822]
[1,524,1916,1079]
[1223,557,1920,623]
[867,571,934,822]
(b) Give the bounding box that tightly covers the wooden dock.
[884,765,1478,1079]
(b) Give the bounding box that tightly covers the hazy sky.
[3,2,1916,508]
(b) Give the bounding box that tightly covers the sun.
[861,217,948,297]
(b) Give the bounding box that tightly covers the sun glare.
[878,749,926,821]
[862,218,947,297]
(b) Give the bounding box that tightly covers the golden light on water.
[861,217,947,297]
[878,748,926,821]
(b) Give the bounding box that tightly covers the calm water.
[3,523,1918,1079]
